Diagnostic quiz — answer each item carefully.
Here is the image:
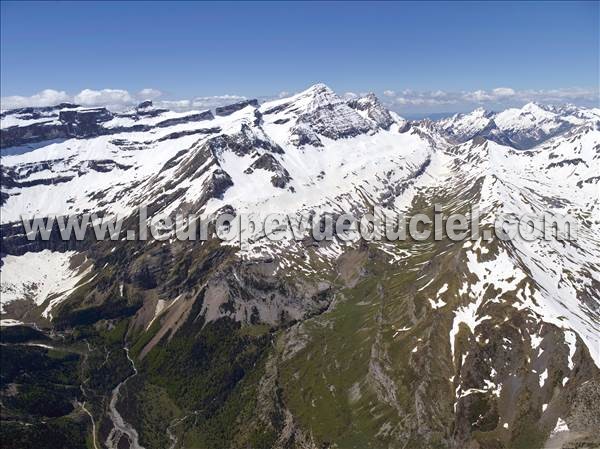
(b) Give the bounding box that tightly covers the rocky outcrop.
[198,258,332,325]
[288,123,323,147]
[294,85,374,140]
[347,93,395,130]
[155,110,214,128]
[215,99,259,116]
[0,121,68,149]
[136,100,153,110]
[154,126,220,143]
[244,153,292,188]
[195,169,234,207]
[1,105,214,149]
[59,108,113,137]
[0,103,79,119]
[0,106,113,149]
[209,123,284,157]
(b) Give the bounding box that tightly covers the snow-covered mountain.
[435,101,600,149]
[0,84,422,224]
[1,84,599,449]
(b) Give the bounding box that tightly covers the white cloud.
[1,89,71,109]
[3,85,598,114]
[430,90,448,98]
[463,89,493,102]
[138,88,163,100]
[518,87,598,101]
[1,87,166,111]
[492,87,515,97]
[0,87,250,112]
[382,86,599,111]
[156,99,191,110]
[463,87,516,103]
[391,90,458,106]
[74,88,133,108]
[395,97,456,106]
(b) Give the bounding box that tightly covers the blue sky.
[1,1,598,113]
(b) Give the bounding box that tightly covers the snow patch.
[0,250,92,318]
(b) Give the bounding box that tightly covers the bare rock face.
[199,259,332,325]
[136,100,154,109]
[209,123,284,157]
[294,84,374,140]
[0,123,66,148]
[264,85,403,148]
[0,105,113,149]
[347,93,395,130]
[0,103,79,118]
[59,107,113,137]
[288,123,323,147]
[215,99,259,116]
[260,83,393,148]
[153,110,214,128]
[244,153,291,188]
[566,377,600,440]
[1,104,215,149]
[0,103,79,147]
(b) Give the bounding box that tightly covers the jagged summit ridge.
[435,100,599,149]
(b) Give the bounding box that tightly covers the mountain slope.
[1,84,599,449]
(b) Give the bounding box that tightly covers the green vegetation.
[1,419,89,449]
[134,315,272,448]
[0,343,86,449]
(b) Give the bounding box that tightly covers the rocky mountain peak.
[347,92,395,130]
[302,84,343,111]
[136,100,153,109]
[347,92,380,109]
[471,107,490,116]
[521,101,547,113]
[302,82,335,96]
